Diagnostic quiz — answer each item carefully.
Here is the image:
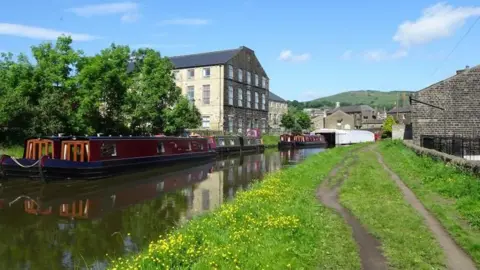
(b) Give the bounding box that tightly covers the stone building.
[170,46,269,133]
[324,110,355,129]
[327,103,376,129]
[411,65,480,145]
[268,92,288,133]
[388,105,411,125]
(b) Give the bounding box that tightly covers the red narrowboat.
[0,136,215,181]
[278,134,327,148]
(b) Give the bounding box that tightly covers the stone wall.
[411,66,480,145]
[402,140,480,174]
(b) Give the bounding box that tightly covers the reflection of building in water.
[190,169,224,216]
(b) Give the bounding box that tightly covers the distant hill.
[292,90,414,110]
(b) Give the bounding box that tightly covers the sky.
[1,0,480,101]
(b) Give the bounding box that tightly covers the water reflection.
[0,148,324,270]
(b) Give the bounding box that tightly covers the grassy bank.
[0,145,23,158]
[262,134,279,147]
[340,149,445,269]
[112,145,364,269]
[378,140,480,266]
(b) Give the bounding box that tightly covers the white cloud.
[341,50,353,60]
[67,2,139,22]
[132,44,195,49]
[393,2,480,47]
[278,50,311,62]
[158,19,209,26]
[363,49,408,62]
[0,23,98,41]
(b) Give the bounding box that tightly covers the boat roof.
[26,136,208,141]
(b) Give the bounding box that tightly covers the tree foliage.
[280,113,296,130]
[295,111,312,130]
[0,36,201,144]
[280,110,312,133]
[382,115,397,137]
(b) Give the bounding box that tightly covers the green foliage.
[112,146,363,269]
[382,115,397,137]
[295,111,312,130]
[0,36,201,142]
[341,150,446,269]
[280,113,295,130]
[261,135,279,147]
[378,141,480,266]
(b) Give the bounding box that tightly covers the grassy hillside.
[300,90,414,110]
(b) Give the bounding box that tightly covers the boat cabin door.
[61,141,90,162]
[25,139,54,159]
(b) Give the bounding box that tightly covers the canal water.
[0,147,324,270]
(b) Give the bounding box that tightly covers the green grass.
[306,90,413,109]
[112,145,364,270]
[378,140,480,267]
[340,149,446,269]
[0,145,24,157]
[262,134,279,147]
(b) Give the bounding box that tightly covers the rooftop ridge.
[169,47,242,59]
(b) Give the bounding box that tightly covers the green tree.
[123,48,180,134]
[164,96,202,135]
[280,113,296,130]
[75,44,132,134]
[382,115,397,137]
[295,111,312,130]
[30,36,83,135]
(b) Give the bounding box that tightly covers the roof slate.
[268,92,286,103]
[388,106,411,113]
[168,48,242,69]
[329,104,374,114]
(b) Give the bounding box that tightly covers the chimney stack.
[335,102,340,108]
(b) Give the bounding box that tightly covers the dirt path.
[373,149,477,270]
[317,151,388,270]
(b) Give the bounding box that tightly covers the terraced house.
[170,46,269,133]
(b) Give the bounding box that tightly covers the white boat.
[313,129,375,145]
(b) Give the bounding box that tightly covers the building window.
[238,68,243,82]
[187,86,194,103]
[273,114,277,124]
[187,69,194,79]
[255,74,259,86]
[228,118,234,133]
[247,90,251,108]
[202,116,210,128]
[202,85,210,104]
[228,86,233,105]
[238,118,243,133]
[173,71,180,80]
[262,93,266,110]
[262,77,267,88]
[238,88,243,107]
[255,92,259,109]
[203,68,210,78]
[228,65,233,79]
[247,71,251,85]
[261,121,266,133]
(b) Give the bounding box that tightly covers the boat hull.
[278,141,294,149]
[0,151,216,181]
[293,142,327,148]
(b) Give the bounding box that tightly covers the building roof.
[388,106,411,113]
[168,47,244,69]
[329,105,374,114]
[269,92,286,103]
[417,64,480,93]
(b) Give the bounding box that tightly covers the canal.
[0,147,324,270]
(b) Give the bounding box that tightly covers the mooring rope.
[10,156,40,168]
[9,195,39,207]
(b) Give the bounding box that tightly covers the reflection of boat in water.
[4,161,214,220]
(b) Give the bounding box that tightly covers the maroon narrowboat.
[278,134,327,149]
[0,136,215,181]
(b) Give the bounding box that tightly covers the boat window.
[200,143,204,150]
[157,142,165,154]
[188,142,192,151]
[230,139,235,146]
[218,139,225,146]
[100,143,117,157]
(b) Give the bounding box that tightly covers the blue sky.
[1,0,480,101]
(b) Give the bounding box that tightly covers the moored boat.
[278,134,327,148]
[208,135,264,153]
[0,136,215,181]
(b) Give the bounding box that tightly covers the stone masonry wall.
[412,67,480,145]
